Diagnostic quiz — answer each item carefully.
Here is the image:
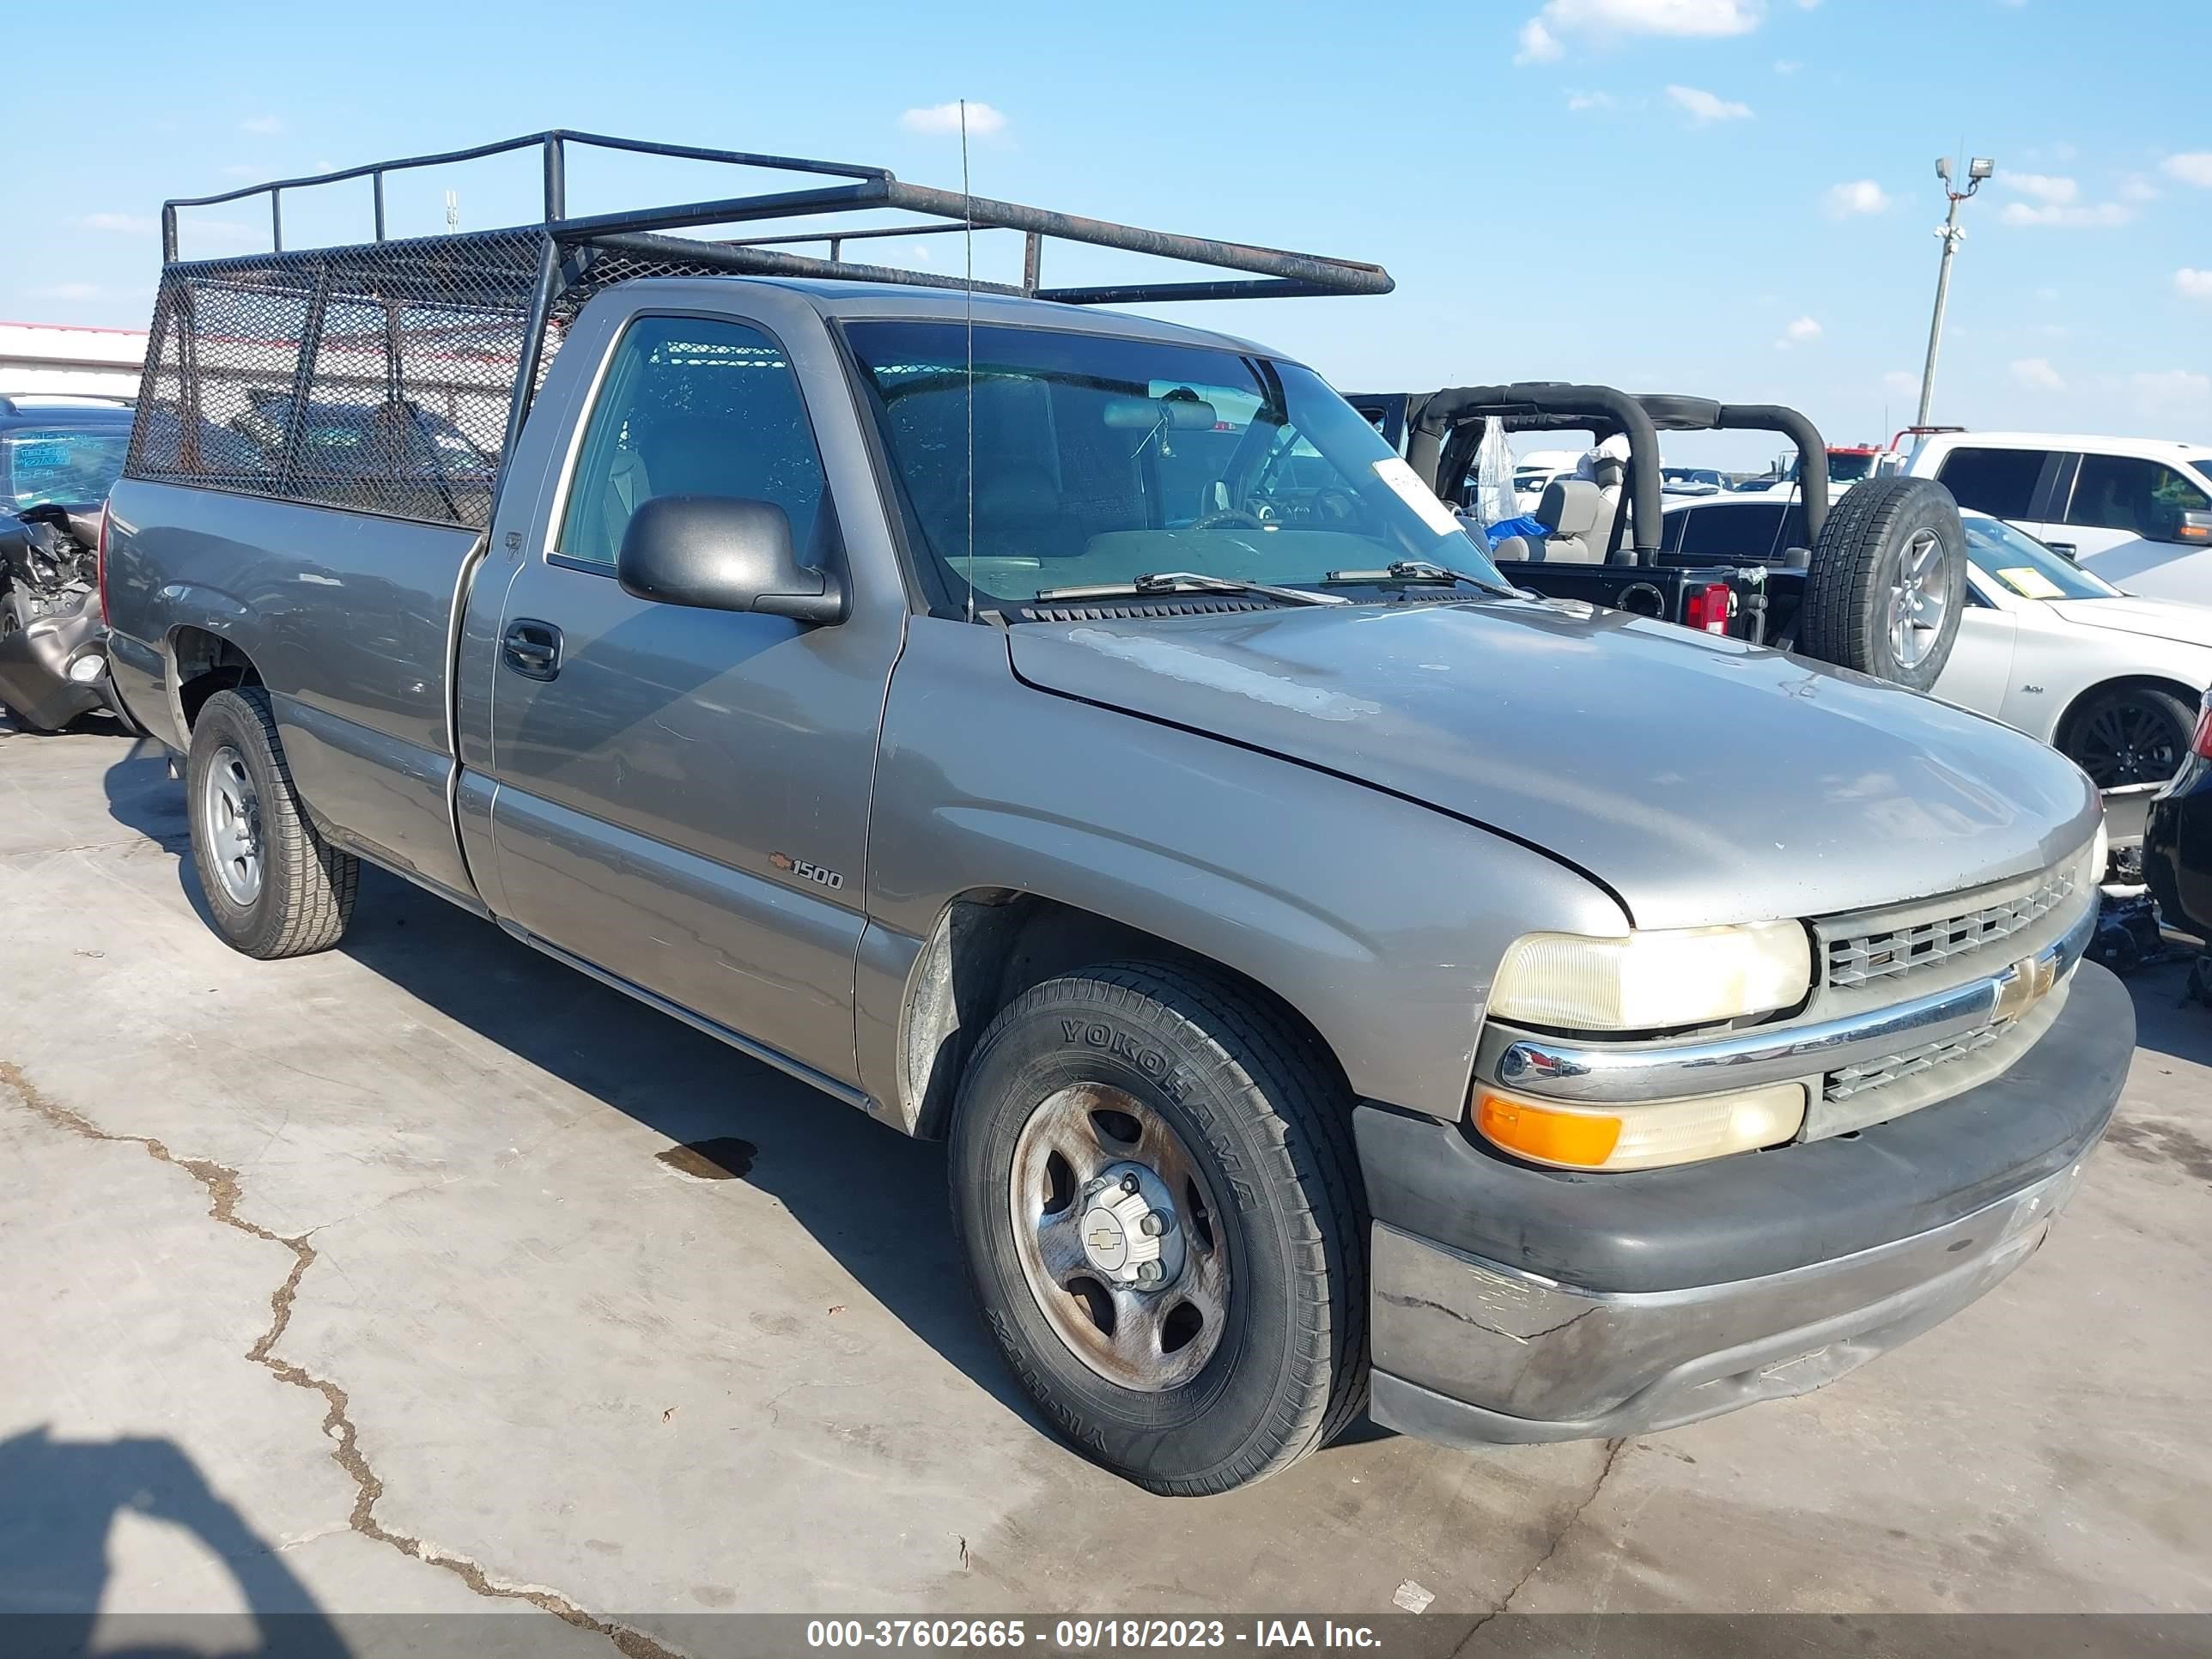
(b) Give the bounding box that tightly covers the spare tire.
[1796,477,1966,690]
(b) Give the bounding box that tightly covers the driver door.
[481,307,900,1087]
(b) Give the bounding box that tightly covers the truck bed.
[106,479,481,896]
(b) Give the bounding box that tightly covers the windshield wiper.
[1033,571,1349,607]
[1318,559,1518,599]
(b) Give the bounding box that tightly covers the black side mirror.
[617,495,843,624]
[2151,505,2212,548]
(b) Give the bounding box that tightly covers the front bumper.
[1360,959,2133,1446]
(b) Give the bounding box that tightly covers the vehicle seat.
[1534,479,1604,563]
[1584,454,1626,560]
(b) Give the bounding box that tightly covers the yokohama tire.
[949,961,1368,1495]
[185,686,358,959]
[1797,477,1966,690]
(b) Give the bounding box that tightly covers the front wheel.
[2060,684,2197,787]
[949,962,1367,1495]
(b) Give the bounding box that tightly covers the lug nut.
[1139,1212,1168,1237]
[1121,1174,1141,1195]
[1135,1261,1164,1285]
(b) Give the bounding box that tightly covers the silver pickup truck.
[103,133,2134,1495]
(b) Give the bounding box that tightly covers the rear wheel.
[2060,684,2196,787]
[1797,477,1966,690]
[949,962,1366,1495]
[185,686,357,958]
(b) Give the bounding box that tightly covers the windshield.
[1964,514,2122,600]
[4,427,131,509]
[843,322,1504,609]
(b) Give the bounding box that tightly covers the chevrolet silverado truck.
[102,132,2133,1495]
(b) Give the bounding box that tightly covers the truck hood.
[2045,594,2212,647]
[1007,599,2100,930]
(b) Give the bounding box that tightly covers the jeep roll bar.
[1402,383,1831,562]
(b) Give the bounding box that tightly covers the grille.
[1824,1024,2003,1102]
[125,233,729,530]
[1824,866,2077,991]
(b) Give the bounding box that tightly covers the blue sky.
[4,0,2206,466]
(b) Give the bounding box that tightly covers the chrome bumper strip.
[1486,899,2096,1106]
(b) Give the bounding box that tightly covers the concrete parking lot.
[3,715,2209,1653]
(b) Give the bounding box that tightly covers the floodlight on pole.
[1916,153,1993,428]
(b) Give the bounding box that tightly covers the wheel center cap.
[1077,1164,1182,1288]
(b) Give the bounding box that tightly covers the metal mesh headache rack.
[127,129,1393,529]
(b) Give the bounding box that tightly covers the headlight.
[1487,922,1812,1032]
[1475,1082,1807,1171]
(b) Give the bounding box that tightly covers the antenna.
[961,99,976,624]
[444,189,459,234]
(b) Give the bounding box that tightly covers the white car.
[1903,429,2212,607]
[1659,494,2212,787]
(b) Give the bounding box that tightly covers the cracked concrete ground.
[3,718,2209,1653]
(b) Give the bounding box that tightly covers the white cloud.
[1515,18,1563,63]
[1773,58,1802,73]
[1514,0,1761,62]
[898,101,1007,137]
[2132,368,2211,411]
[2176,268,2212,301]
[81,211,152,234]
[1774,315,1822,349]
[1881,369,1921,398]
[2121,176,2160,203]
[1826,179,1889,216]
[2011,357,2065,392]
[1565,88,1617,111]
[1999,200,2134,228]
[2003,172,2077,205]
[2162,153,2212,187]
[1666,84,1752,122]
[33,282,101,301]
[239,114,283,136]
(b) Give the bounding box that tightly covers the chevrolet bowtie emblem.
[1993,952,2058,1023]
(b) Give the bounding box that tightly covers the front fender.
[860,618,1627,1125]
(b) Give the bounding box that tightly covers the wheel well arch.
[168,626,262,732]
[2051,672,2203,757]
[894,891,1350,1140]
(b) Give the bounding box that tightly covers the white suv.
[1904,431,2212,604]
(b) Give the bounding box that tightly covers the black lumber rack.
[158,128,1394,306]
[130,130,1394,530]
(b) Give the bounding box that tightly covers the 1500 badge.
[770,852,846,890]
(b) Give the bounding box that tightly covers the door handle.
[501,618,562,680]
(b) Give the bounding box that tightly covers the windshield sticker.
[1371,456,1462,538]
[1995,565,2066,600]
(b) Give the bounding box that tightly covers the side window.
[558,316,827,568]
[2063,453,2211,537]
[1936,447,2049,519]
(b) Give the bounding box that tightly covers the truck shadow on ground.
[91,747,1411,1453]
[0,1426,346,1656]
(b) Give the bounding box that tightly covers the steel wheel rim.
[2075,697,2183,787]
[1887,528,1949,669]
[1007,1081,1231,1392]
[199,744,264,907]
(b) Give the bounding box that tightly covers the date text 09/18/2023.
[804,1619,1387,1650]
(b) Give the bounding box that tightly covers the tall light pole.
[1916,155,1994,427]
